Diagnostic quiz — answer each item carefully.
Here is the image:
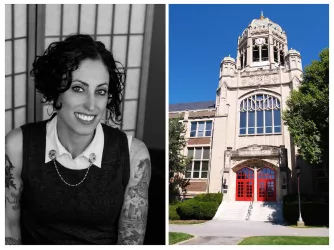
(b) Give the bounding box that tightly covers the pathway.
[170,220,329,245]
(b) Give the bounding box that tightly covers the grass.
[238,236,329,245]
[169,220,208,224]
[288,225,328,228]
[169,232,194,245]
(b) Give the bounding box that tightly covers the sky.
[169,4,329,104]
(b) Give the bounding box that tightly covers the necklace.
[49,150,96,187]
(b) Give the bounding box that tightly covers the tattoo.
[118,158,150,245]
[5,237,21,245]
[6,185,23,211]
[133,159,150,199]
[5,154,16,190]
[118,221,146,244]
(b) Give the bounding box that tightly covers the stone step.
[214,201,284,222]
[214,201,250,221]
[249,202,283,222]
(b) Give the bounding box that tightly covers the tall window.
[261,44,268,61]
[253,45,259,62]
[240,47,247,69]
[280,50,285,66]
[190,120,213,137]
[239,94,281,135]
[252,38,268,62]
[274,46,278,62]
[185,147,210,179]
[240,54,244,69]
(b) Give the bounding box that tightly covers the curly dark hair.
[30,34,125,124]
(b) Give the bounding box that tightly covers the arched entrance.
[257,167,276,201]
[235,168,254,201]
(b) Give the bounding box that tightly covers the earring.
[47,104,55,116]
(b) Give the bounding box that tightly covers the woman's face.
[57,59,109,137]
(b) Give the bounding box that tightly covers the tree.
[169,117,191,202]
[283,48,329,167]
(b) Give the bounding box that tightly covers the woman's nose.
[84,94,95,111]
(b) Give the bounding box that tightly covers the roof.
[169,101,216,112]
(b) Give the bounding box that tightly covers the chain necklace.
[49,149,96,187]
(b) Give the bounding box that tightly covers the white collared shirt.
[45,116,133,170]
[45,115,104,170]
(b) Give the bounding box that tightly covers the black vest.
[20,118,130,244]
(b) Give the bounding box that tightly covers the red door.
[236,168,254,201]
[257,167,276,201]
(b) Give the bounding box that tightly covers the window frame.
[185,147,210,179]
[239,94,282,136]
[190,120,213,138]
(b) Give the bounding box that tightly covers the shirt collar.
[45,115,104,168]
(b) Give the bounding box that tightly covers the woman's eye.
[72,86,84,92]
[97,89,107,96]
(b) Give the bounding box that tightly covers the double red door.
[236,167,276,201]
[257,167,276,201]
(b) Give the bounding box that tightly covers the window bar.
[60,4,64,41]
[5,72,27,78]
[120,4,133,131]
[77,4,81,33]
[5,36,27,41]
[25,4,29,123]
[107,5,116,123]
[6,105,27,112]
[93,4,98,41]
[11,4,15,129]
[109,4,115,55]
[135,4,149,140]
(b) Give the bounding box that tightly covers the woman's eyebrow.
[72,79,108,87]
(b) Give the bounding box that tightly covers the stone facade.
[169,13,315,201]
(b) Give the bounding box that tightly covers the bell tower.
[236,12,291,71]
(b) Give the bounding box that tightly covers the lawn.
[169,220,208,225]
[169,232,194,245]
[238,236,329,245]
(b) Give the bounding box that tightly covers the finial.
[260,11,264,20]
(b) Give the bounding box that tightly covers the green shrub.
[169,204,180,220]
[169,200,181,206]
[193,193,223,204]
[283,194,329,226]
[176,201,219,220]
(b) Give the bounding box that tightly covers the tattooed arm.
[5,128,23,245]
[117,138,151,245]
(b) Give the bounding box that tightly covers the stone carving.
[264,75,270,84]
[249,76,255,85]
[231,145,280,158]
[256,75,263,85]
[241,79,246,85]
[240,69,278,77]
[272,75,279,83]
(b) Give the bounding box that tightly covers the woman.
[5,34,151,245]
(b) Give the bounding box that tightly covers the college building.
[169,13,327,210]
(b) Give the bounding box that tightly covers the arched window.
[239,94,281,135]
